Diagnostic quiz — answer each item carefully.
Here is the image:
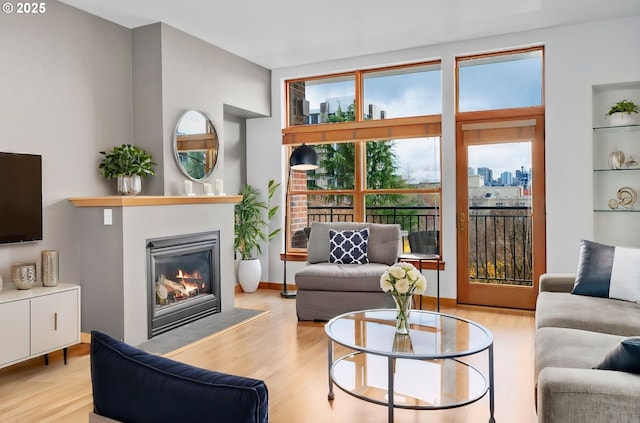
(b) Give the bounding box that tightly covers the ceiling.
[59,0,640,69]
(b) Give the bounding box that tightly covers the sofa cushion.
[329,228,369,264]
[90,330,268,423]
[307,222,400,265]
[295,262,390,292]
[595,337,640,375]
[536,291,640,336]
[535,327,623,383]
[572,239,640,303]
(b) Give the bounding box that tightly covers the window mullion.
[355,71,364,123]
[354,140,365,221]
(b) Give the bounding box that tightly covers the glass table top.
[325,309,493,359]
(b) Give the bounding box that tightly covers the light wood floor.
[0,290,537,423]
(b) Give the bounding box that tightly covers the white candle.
[215,178,224,195]
[184,180,193,195]
[203,183,212,195]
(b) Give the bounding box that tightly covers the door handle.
[54,312,58,331]
[458,212,471,232]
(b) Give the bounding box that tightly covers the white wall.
[248,16,640,300]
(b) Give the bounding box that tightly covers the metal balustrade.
[304,205,532,286]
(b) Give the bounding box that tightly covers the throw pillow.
[572,240,640,303]
[329,228,369,264]
[594,337,640,374]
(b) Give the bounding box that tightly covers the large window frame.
[283,61,442,266]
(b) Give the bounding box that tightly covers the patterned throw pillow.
[572,239,640,303]
[329,228,369,264]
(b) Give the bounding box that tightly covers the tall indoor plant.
[234,180,280,292]
[99,144,156,195]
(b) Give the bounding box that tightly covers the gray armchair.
[294,222,400,321]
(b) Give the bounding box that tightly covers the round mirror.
[173,109,220,181]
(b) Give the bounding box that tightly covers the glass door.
[456,116,546,309]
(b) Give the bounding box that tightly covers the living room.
[1,1,640,422]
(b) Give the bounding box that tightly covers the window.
[287,62,440,127]
[284,62,442,256]
[362,64,441,120]
[457,47,543,112]
[288,74,355,126]
[285,137,441,253]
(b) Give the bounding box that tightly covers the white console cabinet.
[0,283,80,369]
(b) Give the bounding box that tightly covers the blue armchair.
[89,330,268,423]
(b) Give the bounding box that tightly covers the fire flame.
[182,280,199,295]
[176,269,202,280]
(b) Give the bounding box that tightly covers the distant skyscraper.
[501,171,513,185]
[477,167,493,186]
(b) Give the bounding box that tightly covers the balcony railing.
[468,207,532,286]
[305,205,532,286]
[308,205,439,234]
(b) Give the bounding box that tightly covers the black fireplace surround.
[146,231,221,337]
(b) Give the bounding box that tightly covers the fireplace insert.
[146,231,221,337]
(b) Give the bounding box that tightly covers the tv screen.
[0,152,43,244]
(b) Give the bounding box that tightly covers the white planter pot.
[237,258,262,293]
[608,112,637,127]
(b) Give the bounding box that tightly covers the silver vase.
[11,263,37,290]
[41,250,59,287]
[117,175,142,196]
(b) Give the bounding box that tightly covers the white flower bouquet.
[380,262,427,333]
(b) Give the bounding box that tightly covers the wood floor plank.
[0,290,537,423]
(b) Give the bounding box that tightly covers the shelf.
[592,82,640,247]
[594,168,640,173]
[594,209,640,213]
[593,123,640,133]
[68,195,242,207]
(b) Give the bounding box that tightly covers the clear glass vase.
[392,293,413,334]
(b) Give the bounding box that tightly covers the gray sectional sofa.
[294,222,400,321]
[535,273,640,423]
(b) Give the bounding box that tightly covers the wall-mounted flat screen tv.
[0,152,43,244]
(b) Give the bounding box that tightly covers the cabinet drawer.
[30,290,79,355]
[0,300,30,366]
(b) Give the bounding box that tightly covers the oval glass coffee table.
[325,309,495,423]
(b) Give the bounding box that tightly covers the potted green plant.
[99,144,156,195]
[606,99,639,126]
[234,180,280,292]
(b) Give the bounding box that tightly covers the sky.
[301,53,542,181]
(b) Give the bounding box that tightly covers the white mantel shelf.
[68,195,242,207]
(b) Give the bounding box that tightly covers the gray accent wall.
[78,208,125,339]
[0,2,270,337]
[138,23,271,196]
[0,0,132,285]
[132,23,165,196]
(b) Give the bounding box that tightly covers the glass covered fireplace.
[147,231,221,337]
